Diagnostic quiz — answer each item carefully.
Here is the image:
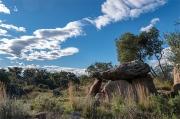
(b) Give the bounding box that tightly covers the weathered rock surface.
[102,80,138,101]
[86,61,157,103]
[173,66,180,94]
[91,61,150,81]
[132,75,157,98]
[86,78,102,97]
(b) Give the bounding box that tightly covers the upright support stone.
[86,78,102,98]
[102,80,138,101]
[132,75,157,100]
[173,66,180,94]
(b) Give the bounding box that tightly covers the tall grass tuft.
[0,82,6,100]
[68,82,82,112]
[134,82,150,108]
[68,82,75,104]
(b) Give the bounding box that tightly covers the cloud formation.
[7,62,87,76]
[0,21,26,32]
[0,28,11,37]
[0,0,10,14]
[88,0,166,29]
[0,20,85,60]
[13,6,18,12]
[140,18,160,32]
[43,65,87,76]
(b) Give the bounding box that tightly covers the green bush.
[170,92,180,116]
[31,95,63,113]
[23,85,34,94]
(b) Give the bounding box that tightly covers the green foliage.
[8,67,23,82]
[115,27,163,63]
[85,62,113,74]
[23,85,34,94]
[23,69,36,85]
[170,92,180,115]
[0,70,11,84]
[155,81,172,91]
[78,75,93,85]
[115,32,140,63]
[154,63,174,82]
[31,95,63,112]
[51,71,80,89]
[164,29,180,66]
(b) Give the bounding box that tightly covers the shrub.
[31,95,63,113]
[23,85,34,94]
[170,92,180,116]
[0,99,29,119]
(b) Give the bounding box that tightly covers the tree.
[50,71,80,89]
[154,63,173,82]
[115,27,165,78]
[23,69,36,85]
[8,67,23,82]
[115,32,140,63]
[34,69,50,84]
[78,75,93,85]
[115,27,163,64]
[164,29,180,66]
[85,62,113,74]
[0,70,11,84]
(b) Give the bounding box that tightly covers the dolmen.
[86,61,157,102]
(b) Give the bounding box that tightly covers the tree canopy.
[0,70,11,84]
[115,27,163,64]
[85,62,113,74]
[164,29,180,66]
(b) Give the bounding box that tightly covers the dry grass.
[0,82,6,100]
[68,82,75,103]
[154,79,172,91]
[134,82,150,108]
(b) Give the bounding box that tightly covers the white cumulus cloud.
[0,28,11,36]
[0,0,10,14]
[42,65,87,76]
[0,22,26,32]
[0,20,85,61]
[87,0,166,29]
[140,18,160,32]
[7,62,87,76]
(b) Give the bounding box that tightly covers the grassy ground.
[0,80,180,119]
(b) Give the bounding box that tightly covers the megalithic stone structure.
[90,61,150,81]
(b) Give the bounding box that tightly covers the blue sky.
[0,0,179,75]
